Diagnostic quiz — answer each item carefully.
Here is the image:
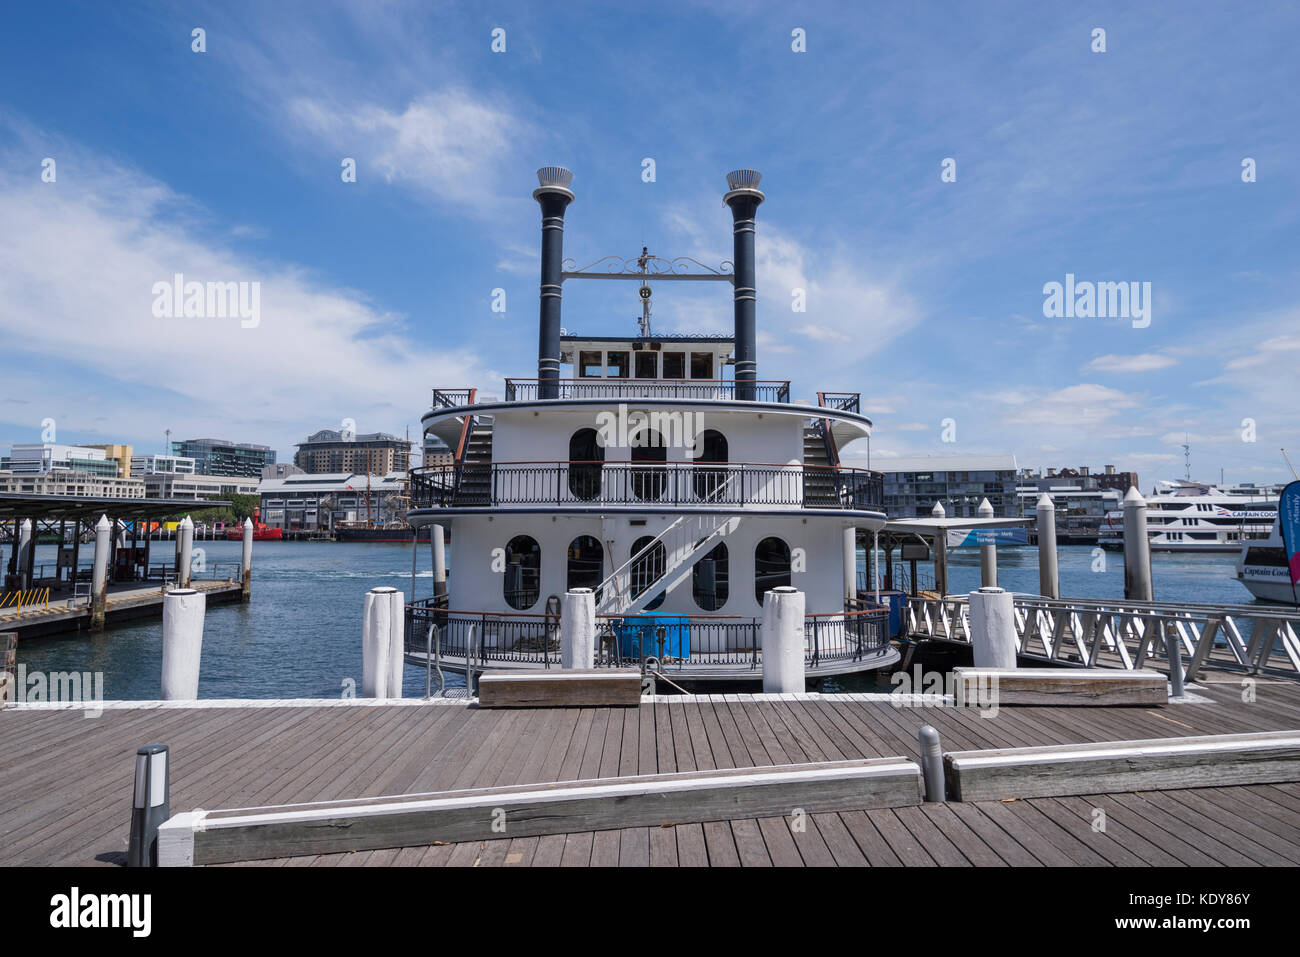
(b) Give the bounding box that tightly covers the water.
[14,542,1254,700]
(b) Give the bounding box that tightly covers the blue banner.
[945,527,1030,547]
[1279,480,1300,588]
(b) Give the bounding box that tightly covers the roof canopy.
[884,516,1033,537]
[0,493,232,523]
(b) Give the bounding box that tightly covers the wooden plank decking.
[3,674,1300,866]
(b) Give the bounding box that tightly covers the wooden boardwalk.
[0,578,242,639]
[3,674,1300,866]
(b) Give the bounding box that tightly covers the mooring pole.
[918,725,945,802]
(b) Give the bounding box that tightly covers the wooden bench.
[945,730,1300,802]
[476,668,643,707]
[158,757,923,865]
[954,667,1167,707]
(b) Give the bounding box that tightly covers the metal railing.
[906,594,1300,680]
[409,461,884,512]
[501,379,792,403]
[403,599,891,673]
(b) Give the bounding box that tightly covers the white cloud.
[1085,353,1177,373]
[0,129,489,454]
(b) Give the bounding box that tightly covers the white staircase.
[596,512,740,616]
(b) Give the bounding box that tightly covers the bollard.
[918,725,945,802]
[362,586,404,698]
[1123,487,1154,601]
[561,587,596,669]
[240,517,254,601]
[16,518,32,589]
[1036,493,1060,599]
[1166,624,1185,699]
[969,586,1017,669]
[127,744,170,867]
[90,515,111,631]
[178,516,194,589]
[161,589,206,699]
[977,498,997,588]
[761,586,805,693]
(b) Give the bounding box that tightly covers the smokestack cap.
[724,168,765,205]
[534,166,575,201]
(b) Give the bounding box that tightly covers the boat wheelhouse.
[406,168,894,685]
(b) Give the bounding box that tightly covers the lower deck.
[3,671,1299,866]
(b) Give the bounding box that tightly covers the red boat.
[225,509,284,541]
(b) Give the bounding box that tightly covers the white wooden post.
[1123,487,1154,601]
[969,586,1017,669]
[1036,493,1060,599]
[561,587,596,669]
[178,516,194,589]
[842,527,857,602]
[16,518,32,587]
[432,524,447,601]
[761,586,805,693]
[91,515,111,630]
[240,517,253,601]
[362,586,404,698]
[161,588,206,699]
[977,497,997,588]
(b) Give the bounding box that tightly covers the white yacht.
[404,167,896,685]
[1235,507,1297,604]
[1098,480,1278,553]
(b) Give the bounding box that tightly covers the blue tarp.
[614,615,690,659]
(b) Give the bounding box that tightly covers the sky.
[0,0,1297,486]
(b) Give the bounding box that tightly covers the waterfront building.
[406,167,894,683]
[0,468,146,498]
[171,438,276,478]
[259,471,407,532]
[422,436,453,469]
[293,429,411,475]
[5,443,121,479]
[881,454,1020,518]
[1014,468,1124,544]
[130,454,196,476]
[84,443,135,479]
[261,462,304,480]
[141,472,259,500]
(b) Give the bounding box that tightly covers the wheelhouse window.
[579,351,603,377]
[690,352,714,379]
[631,429,667,501]
[754,537,792,605]
[567,535,604,601]
[635,351,658,379]
[662,352,685,379]
[630,535,666,611]
[693,429,728,500]
[568,428,603,500]
[693,542,729,611]
[606,351,630,379]
[503,535,540,610]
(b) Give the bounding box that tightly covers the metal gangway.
[906,594,1300,681]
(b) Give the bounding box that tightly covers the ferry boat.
[1098,480,1278,553]
[1235,503,1298,605]
[404,167,895,685]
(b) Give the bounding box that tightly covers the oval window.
[630,534,666,610]
[693,542,729,611]
[503,535,540,610]
[692,429,728,500]
[568,428,603,501]
[754,536,791,606]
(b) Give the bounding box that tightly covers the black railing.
[403,600,890,672]
[502,379,792,403]
[408,462,884,512]
[818,392,861,414]
[432,389,475,409]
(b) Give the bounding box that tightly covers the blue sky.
[1,1,1297,485]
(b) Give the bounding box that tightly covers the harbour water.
[13,541,1259,700]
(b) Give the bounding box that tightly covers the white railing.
[906,594,1300,680]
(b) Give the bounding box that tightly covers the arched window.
[568,428,603,500]
[693,542,729,611]
[754,536,791,606]
[631,429,666,501]
[503,535,540,610]
[630,534,666,611]
[693,429,728,500]
[567,535,603,602]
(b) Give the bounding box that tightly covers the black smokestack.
[534,166,575,400]
[723,170,763,401]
